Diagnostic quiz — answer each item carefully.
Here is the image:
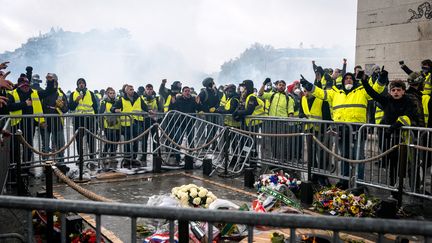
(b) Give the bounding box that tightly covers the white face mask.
[293,88,301,96]
[239,86,245,93]
[344,84,353,90]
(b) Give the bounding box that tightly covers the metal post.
[397,144,408,207]
[78,128,84,181]
[178,220,189,243]
[223,129,230,176]
[306,134,313,181]
[45,163,54,243]
[14,132,24,196]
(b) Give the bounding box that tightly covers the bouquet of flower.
[70,229,105,243]
[254,171,301,194]
[171,184,217,208]
[313,187,379,217]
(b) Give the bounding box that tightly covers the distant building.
[356,0,432,78]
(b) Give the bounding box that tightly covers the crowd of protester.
[0,58,431,189]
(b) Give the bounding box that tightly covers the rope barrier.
[52,165,114,202]
[157,125,226,152]
[17,130,79,157]
[230,127,308,137]
[312,136,400,164]
[82,125,155,145]
[409,144,432,152]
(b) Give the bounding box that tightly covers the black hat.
[240,80,254,93]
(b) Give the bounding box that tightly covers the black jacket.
[198,87,220,112]
[42,88,69,115]
[361,79,420,126]
[169,95,199,113]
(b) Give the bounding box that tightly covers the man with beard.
[8,74,56,176]
[69,78,99,170]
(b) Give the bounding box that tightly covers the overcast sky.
[0,0,357,74]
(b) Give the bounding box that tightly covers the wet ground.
[51,170,256,242]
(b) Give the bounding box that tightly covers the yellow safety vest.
[103,101,121,129]
[10,89,45,126]
[268,92,294,117]
[95,93,102,101]
[219,93,227,107]
[335,76,343,87]
[224,97,241,127]
[423,95,430,126]
[375,106,384,124]
[301,96,323,120]
[120,97,142,126]
[72,90,95,114]
[144,97,159,111]
[312,82,385,123]
[423,73,431,95]
[245,94,267,126]
[163,95,173,112]
[132,96,147,121]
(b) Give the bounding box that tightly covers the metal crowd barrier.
[0,195,431,243]
[246,116,355,181]
[356,124,432,200]
[155,111,254,174]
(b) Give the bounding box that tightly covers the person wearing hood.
[216,84,240,128]
[301,69,388,188]
[404,72,426,127]
[39,73,69,173]
[99,87,120,170]
[111,84,148,167]
[69,78,99,169]
[163,80,182,112]
[399,59,432,95]
[361,77,419,185]
[8,73,56,170]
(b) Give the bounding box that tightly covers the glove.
[387,122,403,134]
[324,73,333,87]
[263,78,271,85]
[315,66,324,75]
[300,75,313,91]
[378,67,389,85]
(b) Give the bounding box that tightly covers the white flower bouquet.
[171,184,217,208]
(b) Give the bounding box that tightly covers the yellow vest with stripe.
[245,94,267,126]
[163,95,173,112]
[224,97,241,127]
[375,106,384,124]
[423,95,430,126]
[120,97,142,126]
[312,82,385,123]
[10,89,45,126]
[103,101,120,129]
[335,76,343,87]
[422,73,431,95]
[72,90,95,114]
